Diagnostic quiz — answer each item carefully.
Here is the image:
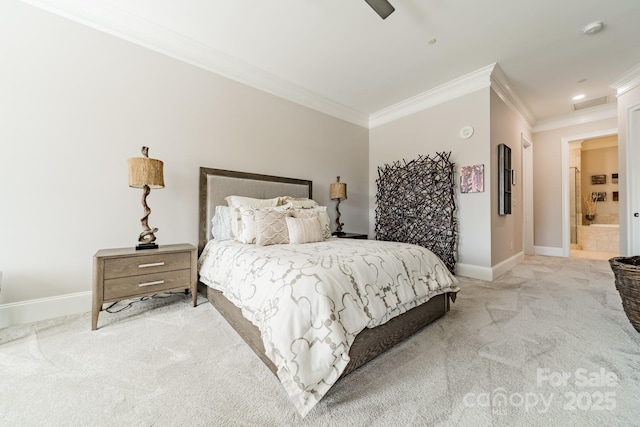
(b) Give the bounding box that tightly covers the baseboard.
[534,246,565,257]
[0,291,91,329]
[455,263,493,281]
[492,252,525,280]
[456,252,524,282]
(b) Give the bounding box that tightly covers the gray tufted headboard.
[198,168,312,254]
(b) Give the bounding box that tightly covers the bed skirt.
[200,282,453,379]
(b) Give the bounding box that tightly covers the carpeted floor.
[1,255,639,426]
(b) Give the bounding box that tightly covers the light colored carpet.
[1,256,639,426]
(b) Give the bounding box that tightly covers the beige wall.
[532,117,617,249]
[489,90,528,264]
[0,2,369,305]
[369,89,492,269]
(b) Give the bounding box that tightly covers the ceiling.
[28,0,640,126]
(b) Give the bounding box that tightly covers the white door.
[628,105,640,255]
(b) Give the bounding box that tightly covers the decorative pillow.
[286,217,324,244]
[225,196,282,238]
[280,196,318,209]
[225,195,281,208]
[255,209,291,246]
[236,204,292,244]
[292,206,331,240]
[211,206,233,241]
[236,207,257,243]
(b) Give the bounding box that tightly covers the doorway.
[561,129,619,259]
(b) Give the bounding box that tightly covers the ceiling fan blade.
[364,0,395,19]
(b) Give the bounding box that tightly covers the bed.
[197,167,459,416]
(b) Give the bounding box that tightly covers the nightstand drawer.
[104,252,191,279]
[104,269,191,300]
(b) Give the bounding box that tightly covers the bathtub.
[578,224,619,252]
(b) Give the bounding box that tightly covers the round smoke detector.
[583,21,604,35]
[459,126,474,139]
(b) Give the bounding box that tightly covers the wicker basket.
[609,256,640,333]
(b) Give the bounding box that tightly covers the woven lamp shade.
[330,180,347,200]
[128,157,165,189]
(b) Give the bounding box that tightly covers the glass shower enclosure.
[569,167,581,244]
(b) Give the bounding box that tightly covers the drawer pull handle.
[139,262,165,268]
[139,280,165,287]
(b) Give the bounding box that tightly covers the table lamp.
[128,146,164,250]
[330,176,347,236]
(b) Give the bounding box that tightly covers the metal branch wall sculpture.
[375,152,458,273]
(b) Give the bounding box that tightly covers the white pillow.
[292,206,331,240]
[255,209,291,246]
[237,204,291,244]
[236,207,257,244]
[280,196,318,209]
[211,206,233,241]
[225,195,281,208]
[286,217,324,244]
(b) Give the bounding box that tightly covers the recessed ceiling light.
[583,21,604,35]
[427,38,437,45]
[573,94,585,101]
[574,96,607,110]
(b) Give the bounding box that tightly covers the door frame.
[522,133,534,255]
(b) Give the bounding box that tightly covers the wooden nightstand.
[336,233,368,239]
[92,243,197,330]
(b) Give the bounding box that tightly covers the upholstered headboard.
[198,168,312,254]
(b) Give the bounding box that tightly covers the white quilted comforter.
[198,238,459,417]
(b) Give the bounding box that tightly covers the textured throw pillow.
[292,206,331,240]
[255,209,291,246]
[211,206,233,241]
[225,196,281,238]
[286,217,324,244]
[236,204,292,244]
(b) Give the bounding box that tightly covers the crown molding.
[490,64,536,127]
[532,103,618,133]
[21,0,370,128]
[25,0,618,133]
[369,64,496,128]
[369,63,538,129]
[611,62,640,98]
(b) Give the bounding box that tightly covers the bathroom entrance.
[568,135,620,260]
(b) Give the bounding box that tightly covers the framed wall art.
[460,164,484,193]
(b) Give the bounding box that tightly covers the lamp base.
[136,242,158,251]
